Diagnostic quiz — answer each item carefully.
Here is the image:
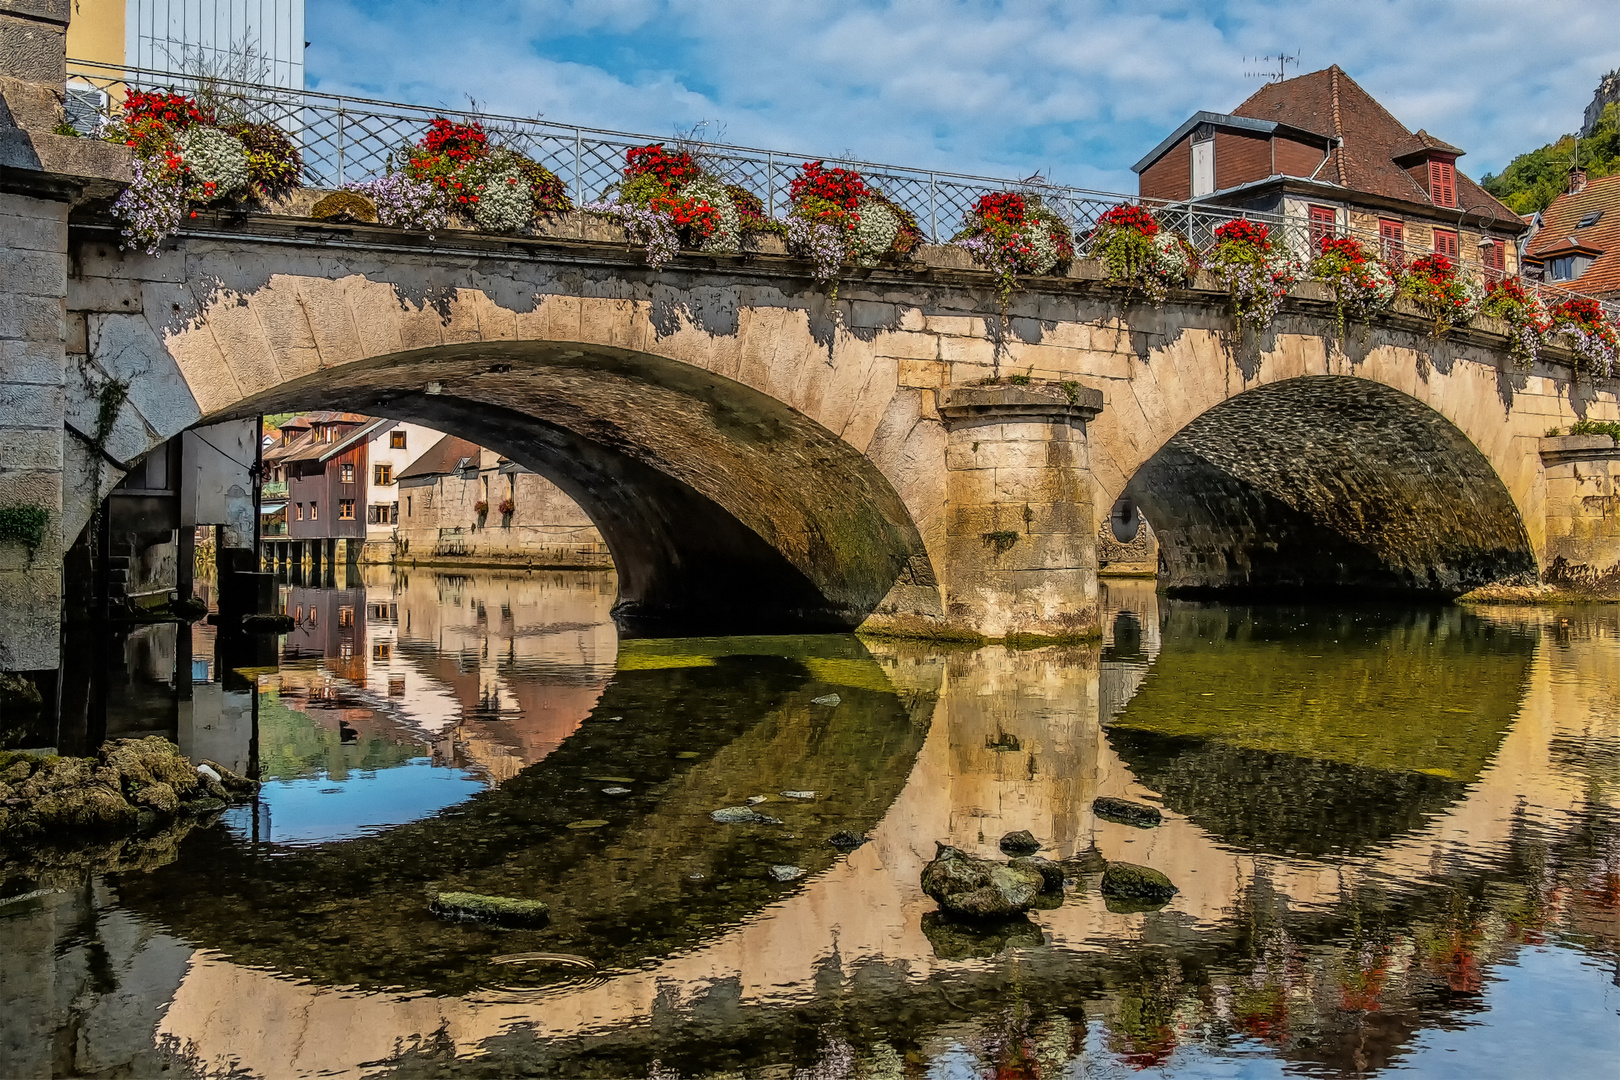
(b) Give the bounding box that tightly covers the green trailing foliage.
[0,505,50,554]
[1481,99,1620,214]
[1568,419,1620,443]
[94,378,130,448]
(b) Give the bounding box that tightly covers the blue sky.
[306,1,1616,195]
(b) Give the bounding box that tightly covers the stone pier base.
[932,382,1104,641]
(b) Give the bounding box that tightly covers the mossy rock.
[429,890,550,927]
[1099,861,1177,902]
[310,190,378,224]
[1093,797,1162,828]
[1008,855,1066,893]
[921,844,1045,920]
[0,673,42,710]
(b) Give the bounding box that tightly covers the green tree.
[1480,102,1620,215]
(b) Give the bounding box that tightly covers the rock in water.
[827,831,868,852]
[1008,855,1066,893]
[710,806,783,825]
[921,844,1045,920]
[1093,797,1163,828]
[810,694,841,707]
[768,865,805,882]
[998,829,1041,855]
[430,891,549,926]
[1100,862,1178,902]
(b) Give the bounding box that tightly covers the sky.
[305,1,1617,195]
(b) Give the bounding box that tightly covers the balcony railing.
[64,58,1617,323]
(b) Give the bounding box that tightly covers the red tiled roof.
[396,434,484,481]
[1525,173,1620,297]
[1233,65,1520,228]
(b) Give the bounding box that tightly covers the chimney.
[1569,165,1588,194]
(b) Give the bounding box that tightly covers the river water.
[2,570,1616,1078]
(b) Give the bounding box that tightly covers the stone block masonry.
[0,189,68,671]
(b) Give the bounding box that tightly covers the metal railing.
[64,58,1617,322]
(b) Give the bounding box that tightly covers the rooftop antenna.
[1244,52,1300,83]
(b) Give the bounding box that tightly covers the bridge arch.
[235,341,934,633]
[1116,376,1538,594]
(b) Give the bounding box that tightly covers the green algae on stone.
[1100,862,1178,903]
[429,891,550,926]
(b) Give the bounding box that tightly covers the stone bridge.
[3,11,1619,671]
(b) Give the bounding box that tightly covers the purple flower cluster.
[787,217,845,284]
[113,154,186,255]
[347,173,448,235]
[583,200,681,269]
[1562,325,1618,379]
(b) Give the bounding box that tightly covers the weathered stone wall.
[0,189,67,670]
[1538,435,1620,594]
[42,223,1616,643]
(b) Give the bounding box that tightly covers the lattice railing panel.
[62,59,1619,322]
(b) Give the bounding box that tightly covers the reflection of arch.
[1102,604,1534,856]
[1118,378,1537,596]
[234,343,934,634]
[114,636,929,992]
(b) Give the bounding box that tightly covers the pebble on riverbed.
[1092,797,1163,828]
[710,806,783,825]
[430,891,550,926]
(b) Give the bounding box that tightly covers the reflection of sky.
[221,758,485,847]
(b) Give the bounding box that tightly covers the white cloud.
[308,0,1617,198]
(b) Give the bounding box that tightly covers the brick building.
[1134,65,1524,273]
[1522,171,1620,300]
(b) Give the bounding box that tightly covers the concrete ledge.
[937,381,1104,422]
[1540,433,1620,465]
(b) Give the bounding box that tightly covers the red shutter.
[1379,218,1406,265]
[1308,204,1336,247]
[1483,238,1505,275]
[1429,159,1456,208]
[1433,228,1459,260]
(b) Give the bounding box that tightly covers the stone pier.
[936,383,1104,640]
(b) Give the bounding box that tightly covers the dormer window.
[1428,159,1456,208]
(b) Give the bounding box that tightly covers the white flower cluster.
[1021,220,1063,276]
[176,126,251,201]
[474,167,533,233]
[851,198,900,263]
[1151,232,1193,282]
[683,176,741,253]
[1364,260,1397,304]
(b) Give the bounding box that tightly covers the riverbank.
[1457,582,1620,605]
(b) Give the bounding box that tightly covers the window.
[1379,218,1406,264]
[339,606,354,628]
[373,642,391,661]
[406,495,412,518]
[339,642,353,660]
[369,502,397,525]
[1308,204,1336,247]
[309,606,318,626]
[1577,210,1604,228]
[294,605,302,623]
[390,430,407,449]
[1548,254,1594,281]
[310,501,318,520]
[1482,238,1506,276]
[1191,137,1215,197]
[1432,228,1459,261]
[295,502,304,521]
[374,463,393,486]
[1428,159,1456,208]
[340,463,354,484]
[339,499,355,520]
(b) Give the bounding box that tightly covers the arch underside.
[233,342,933,635]
[1124,377,1537,596]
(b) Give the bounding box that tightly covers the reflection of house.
[1135,65,1524,272]
[280,584,367,682]
[393,435,611,569]
[1521,171,1620,298]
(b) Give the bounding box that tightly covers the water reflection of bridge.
[108,581,1613,1078]
[11,575,1616,1077]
